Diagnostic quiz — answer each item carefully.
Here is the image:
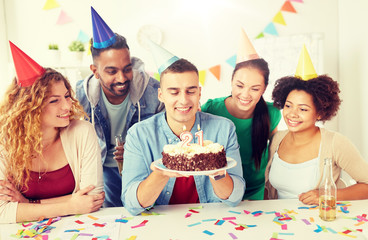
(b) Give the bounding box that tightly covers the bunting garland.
[41,0,303,87]
[42,1,90,42]
[256,0,302,38]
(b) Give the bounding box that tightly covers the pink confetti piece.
[243,210,250,214]
[223,217,236,220]
[22,223,32,227]
[275,212,281,217]
[281,224,287,230]
[131,224,145,229]
[185,213,192,218]
[228,220,237,225]
[253,213,262,217]
[228,232,238,239]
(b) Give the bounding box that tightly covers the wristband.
[29,199,41,203]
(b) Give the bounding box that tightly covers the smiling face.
[231,67,266,116]
[91,48,133,104]
[283,90,320,133]
[40,81,72,130]
[158,71,201,133]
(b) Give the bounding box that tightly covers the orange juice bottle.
[319,158,337,221]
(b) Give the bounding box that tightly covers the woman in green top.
[202,59,281,200]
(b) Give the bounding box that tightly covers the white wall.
[1,0,367,158]
[338,0,368,159]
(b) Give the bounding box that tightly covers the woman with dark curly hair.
[264,75,368,205]
[0,42,105,223]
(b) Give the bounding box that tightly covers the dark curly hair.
[272,75,341,121]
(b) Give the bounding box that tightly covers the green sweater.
[202,96,281,200]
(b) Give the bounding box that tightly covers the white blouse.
[269,151,320,199]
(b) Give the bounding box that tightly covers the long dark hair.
[232,59,270,170]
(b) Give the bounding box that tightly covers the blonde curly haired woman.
[0,47,104,223]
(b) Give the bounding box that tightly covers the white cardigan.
[0,120,103,223]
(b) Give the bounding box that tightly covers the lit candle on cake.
[195,124,203,146]
[180,125,193,147]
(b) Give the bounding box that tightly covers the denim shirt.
[75,57,164,164]
[122,111,245,215]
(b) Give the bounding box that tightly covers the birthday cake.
[161,140,227,171]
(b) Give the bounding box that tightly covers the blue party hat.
[91,6,116,49]
[147,40,179,75]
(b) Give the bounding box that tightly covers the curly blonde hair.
[0,68,87,190]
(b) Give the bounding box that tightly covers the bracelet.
[29,199,41,204]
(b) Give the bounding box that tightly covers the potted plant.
[68,40,85,63]
[48,43,60,66]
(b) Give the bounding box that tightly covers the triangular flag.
[281,1,297,13]
[56,10,73,25]
[42,0,60,10]
[273,11,286,25]
[226,55,236,68]
[87,41,92,55]
[295,45,317,81]
[198,70,206,86]
[264,23,278,36]
[77,30,90,43]
[255,32,264,39]
[290,0,303,3]
[154,72,160,82]
[209,65,221,81]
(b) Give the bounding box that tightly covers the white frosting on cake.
[163,140,224,158]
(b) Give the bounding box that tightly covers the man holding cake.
[121,41,245,215]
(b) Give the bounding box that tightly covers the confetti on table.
[127,236,137,240]
[340,206,350,213]
[87,215,99,220]
[327,227,337,234]
[302,219,311,225]
[115,219,129,223]
[215,220,225,225]
[203,230,214,235]
[355,221,365,226]
[310,217,314,222]
[93,223,106,227]
[202,218,217,222]
[75,220,84,224]
[279,232,295,235]
[228,221,238,225]
[223,217,237,220]
[243,210,250,214]
[188,222,201,227]
[228,232,238,239]
[281,224,287,230]
[189,209,200,213]
[189,205,203,209]
[185,213,192,218]
[228,210,241,214]
[338,232,357,238]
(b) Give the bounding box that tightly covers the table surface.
[1,199,368,240]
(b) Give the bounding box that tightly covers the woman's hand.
[299,189,319,205]
[68,185,105,215]
[0,179,28,203]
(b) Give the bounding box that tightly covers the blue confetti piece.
[188,222,201,227]
[279,233,295,235]
[203,230,214,235]
[202,219,217,222]
[216,220,225,225]
[327,228,337,234]
[115,219,128,223]
[228,210,241,214]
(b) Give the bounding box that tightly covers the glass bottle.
[319,158,337,221]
